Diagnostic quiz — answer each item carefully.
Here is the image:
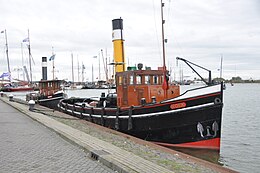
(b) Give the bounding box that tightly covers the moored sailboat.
[0,30,34,92]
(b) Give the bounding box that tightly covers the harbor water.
[220,83,260,173]
[180,83,260,173]
[6,83,260,173]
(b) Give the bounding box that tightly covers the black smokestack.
[42,57,47,80]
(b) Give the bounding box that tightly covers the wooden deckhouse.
[39,80,63,97]
[116,68,180,107]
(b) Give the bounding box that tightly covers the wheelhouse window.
[40,83,45,88]
[123,76,127,85]
[118,76,123,85]
[153,75,158,84]
[56,82,60,88]
[145,75,150,84]
[136,75,141,84]
[129,75,134,85]
[159,75,163,84]
[48,82,52,88]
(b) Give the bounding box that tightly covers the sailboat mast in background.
[21,43,25,81]
[77,56,80,82]
[27,29,32,83]
[71,53,74,84]
[98,51,101,80]
[81,62,85,83]
[4,29,11,75]
[220,54,223,79]
[101,49,108,82]
[52,47,55,80]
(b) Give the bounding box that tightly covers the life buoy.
[214,98,221,104]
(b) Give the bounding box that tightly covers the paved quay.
[0,96,237,173]
[0,99,114,173]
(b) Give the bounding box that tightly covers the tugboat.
[59,66,223,150]
[58,4,224,151]
[37,79,67,110]
[27,80,67,110]
[26,57,67,110]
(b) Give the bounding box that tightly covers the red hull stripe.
[9,88,34,92]
[154,138,221,150]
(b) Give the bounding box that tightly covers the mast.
[220,54,223,79]
[81,62,85,83]
[105,49,108,80]
[92,63,94,83]
[4,30,11,77]
[161,1,166,71]
[98,51,101,80]
[101,49,108,82]
[52,46,55,80]
[28,29,32,83]
[21,43,25,81]
[77,55,79,82]
[160,0,168,98]
[71,53,74,84]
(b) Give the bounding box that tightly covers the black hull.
[126,104,222,147]
[58,84,223,150]
[38,92,66,110]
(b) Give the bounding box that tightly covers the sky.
[0,0,259,82]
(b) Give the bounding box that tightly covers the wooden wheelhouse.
[39,80,63,96]
[116,69,180,107]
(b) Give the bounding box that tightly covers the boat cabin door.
[122,76,128,106]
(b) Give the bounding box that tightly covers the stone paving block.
[0,100,114,173]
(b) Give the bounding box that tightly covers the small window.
[129,75,134,85]
[136,75,141,84]
[159,76,163,84]
[145,76,150,84]
[118,76,122,85]
[153,76,158,84]
[123,76,127,85]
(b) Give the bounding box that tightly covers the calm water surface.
[8,84,260,173]
[220,83,260,173]
[179,84,260,173]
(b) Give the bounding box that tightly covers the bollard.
[0,91,3,97]
[141,98,146,106]
[9,94,14,101]
[28,100,35,111]
[151,96,156,103]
